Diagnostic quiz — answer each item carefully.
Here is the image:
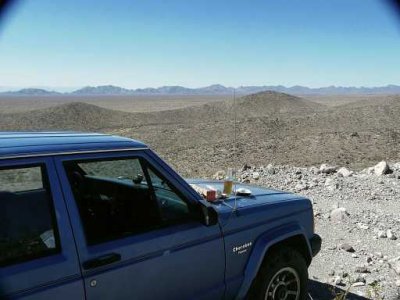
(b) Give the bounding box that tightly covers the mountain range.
[1,84,400,96]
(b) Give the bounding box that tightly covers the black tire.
[248,247,308,300]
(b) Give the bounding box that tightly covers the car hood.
[186,179,314,240]
[186,179,310,210]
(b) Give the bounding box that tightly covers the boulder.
[377,230,387,238]
[340,243,355,252]
[387,229,397,240]
[266,164,276,175]
[325,178,339,191]
[337,167,353,177]
[320,164,337,174]
[330,207,349,222]
[373,161,391,176]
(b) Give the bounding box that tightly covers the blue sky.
[0,0,399,90]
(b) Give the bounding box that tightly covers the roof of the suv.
[0,132,147,160]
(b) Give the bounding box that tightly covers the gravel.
[232,161,400,299]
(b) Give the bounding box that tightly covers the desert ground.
[1,92,400,299]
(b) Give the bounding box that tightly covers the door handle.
[83,253,121,270]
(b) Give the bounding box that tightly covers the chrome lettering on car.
[233,242,252,255]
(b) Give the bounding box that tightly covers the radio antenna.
[233,88,238,211]
[220,87,238,225]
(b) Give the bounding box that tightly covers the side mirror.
[200,204,218,226]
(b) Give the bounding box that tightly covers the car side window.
[146,167,190,223]
[0,165,60,267]
[64,157,192,245]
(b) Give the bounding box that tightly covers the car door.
[54,150,225,300]
[0,157,84,299]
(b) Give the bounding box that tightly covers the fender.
[235,222,311,299]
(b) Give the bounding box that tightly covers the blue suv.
[0,132,321,300]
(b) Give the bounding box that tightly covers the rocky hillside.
[228,161,400,299]
[0,102,135,130]
[1,92,400,173]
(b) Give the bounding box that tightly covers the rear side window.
[0,167,43,192]
[0,165,60,267]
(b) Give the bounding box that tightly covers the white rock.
[373,161,391,176]
[337,167,353,177]
[390,261,400,275]
[352,282,365,287]
[252,172,260,180]
[396,279,400,287]
[325,178,339,190]
[330,207,349,223]
[265,164,275,175]
[387,229,397,240]
[320,164,337,174]
[377,230,387,238]
[213,170,225,180]
[357,223,369,230]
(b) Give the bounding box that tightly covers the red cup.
[206,190,216,202]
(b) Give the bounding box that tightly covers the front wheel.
[249,247,308,300]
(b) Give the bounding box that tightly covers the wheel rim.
[264,267,301,300]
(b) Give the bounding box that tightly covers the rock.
[241,164,251,171]
[325,178,339,190]
[396,279,400,287]
[393,162,400,171]
[387,229,397,240]
[350,132,359,137]
[265,164,275,175]
[357,223,369,230]
[330,207,349,223]
[340,243,355,253]
[213,170,225,180]
[355,266,370,273]
[352,282,365,287]
[390,261,400,275]
[377,230,387,238]
[294,183,307,191]
[328,270,335,276]
[375,252,383,259]
[252,172,260,180]
[337,167,353,177]
[373,161,391,176]
[353,275,366,284]
[320,164,337,174]
[333,276,342,285]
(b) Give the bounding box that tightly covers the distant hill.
[0,88,61,96]
[72,85,132,95]
[2,84,400,96]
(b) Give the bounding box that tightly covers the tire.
[248,247,308,300]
